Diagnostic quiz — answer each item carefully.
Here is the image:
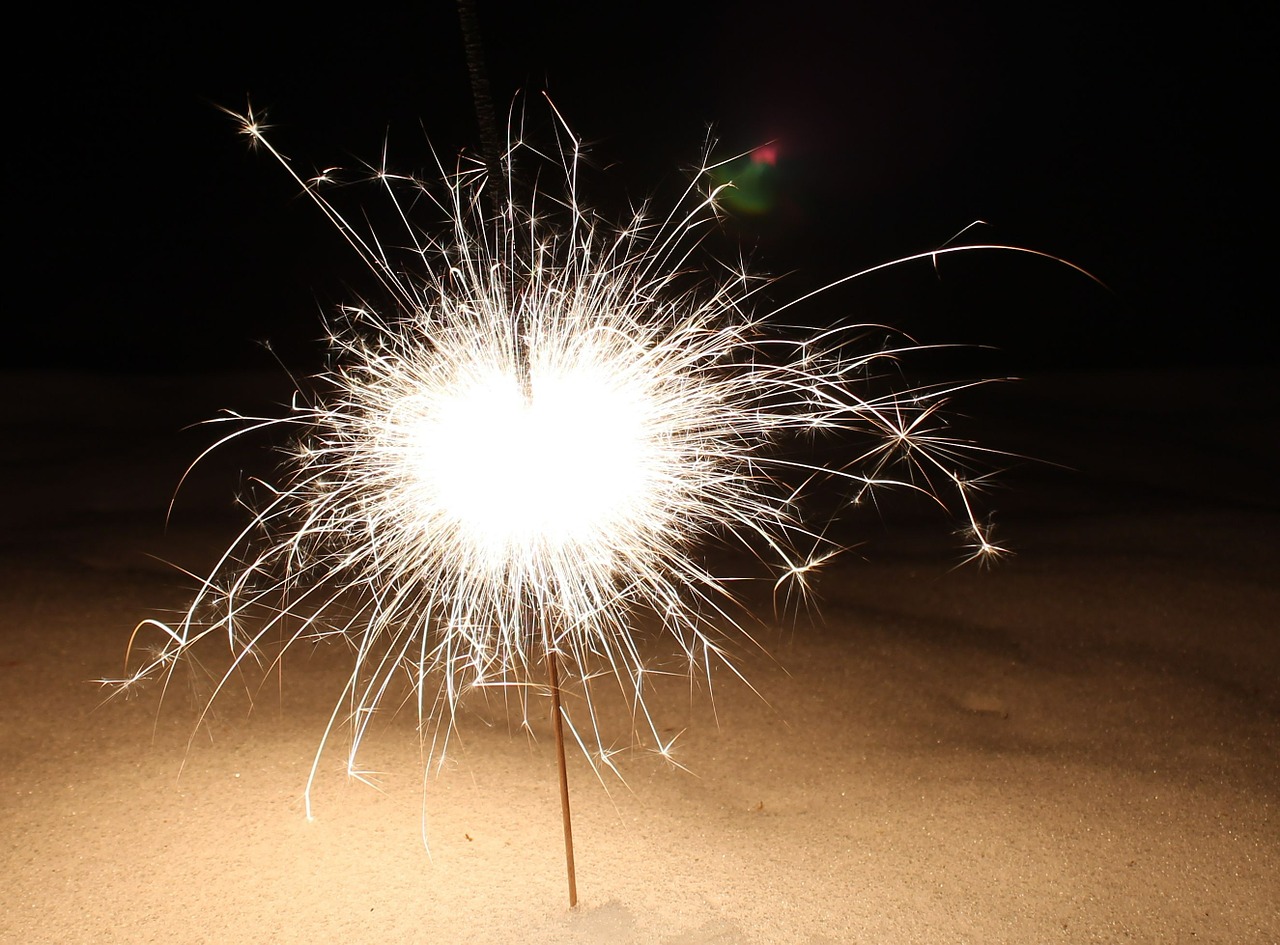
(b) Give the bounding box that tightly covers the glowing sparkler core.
[403,339,658,561]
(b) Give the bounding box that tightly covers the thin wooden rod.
[545,646,578,908]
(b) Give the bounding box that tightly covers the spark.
[106,102,1053,815]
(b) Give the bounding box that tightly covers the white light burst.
[111,102,1057,820]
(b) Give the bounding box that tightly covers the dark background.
[11,2,1270,375]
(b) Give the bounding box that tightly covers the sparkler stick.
[106,97,1097,905]
[545,642,578,907]
[455,3,577,902]
[455,0,505,222]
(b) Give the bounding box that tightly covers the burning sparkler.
[109,99,1086,906]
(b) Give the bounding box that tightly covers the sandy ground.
[1,368,1276,944]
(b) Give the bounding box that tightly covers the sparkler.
[109,100,1086,906]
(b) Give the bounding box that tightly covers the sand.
[1,368,1276,944]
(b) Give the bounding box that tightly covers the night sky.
[13,3,1269,374]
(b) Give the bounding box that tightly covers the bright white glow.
[401,346,655,561]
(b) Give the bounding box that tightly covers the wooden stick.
[545,646,578,908]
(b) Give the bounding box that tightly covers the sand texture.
[2,368,1276,944]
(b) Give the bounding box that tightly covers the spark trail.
[110,102,1066,817]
